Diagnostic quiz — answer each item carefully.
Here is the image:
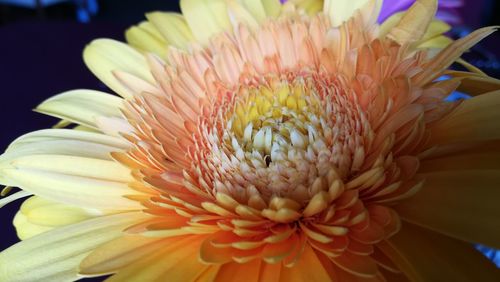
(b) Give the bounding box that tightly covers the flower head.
[1,0,500,281]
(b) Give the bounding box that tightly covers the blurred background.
[0,0,499,280]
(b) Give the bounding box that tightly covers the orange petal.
[395,170,500,248]
[382,223,500,281]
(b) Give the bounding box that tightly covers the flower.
[1,0,500,281]
[378,0,464,24]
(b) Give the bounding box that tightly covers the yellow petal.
[447,71,500,96]
[290,0,323,15]
[21,196,101,227]
[0,190,31,209]
[428,90,500,146]
[324,0,379,27]
[13,196,101,240]
[180,0,231,44]
[79,235,169,275]
[395,170,500,248]
[125,21,167,58]
[261,0,282,18]
[145,12,194,49]
[238,0,267,22]
[0,212,147,282]
[417,35,453,49]
[387,0,437,45]
[5,129,129,161]
[83,39,154,99]
[0,154,140,210]
[414,26,497,85]
[35,89,124,129]
[382,223,500,282]
[13,211,53,240]
[105,236,208,282]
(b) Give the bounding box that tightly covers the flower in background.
[379,0,464,24]
[284,0,465,25]
[1,0,500,281]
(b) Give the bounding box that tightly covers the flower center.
[198,74,373,205]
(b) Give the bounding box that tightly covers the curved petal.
[144,12,194,49]
[395,170,500,248]
[324,0,381,27]
[125,21,168,58]
[4,129,129,160]
[79,235,171,275]
[446,71,500,96]
[35,89,124,129]
[279,244,333,281]
[0,154,140,210]
[180,0,231,44]
[427,91,500,146]
[14,196,102,240]
[0,212,148,282]
[83,39,155,99]
[104,236,209,282]
[381,223,500,282]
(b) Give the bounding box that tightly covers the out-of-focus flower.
[379,0,464,24]
[284,0,464,24]
[1,0,499,281]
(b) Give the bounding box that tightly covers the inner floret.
[199,74,373,206]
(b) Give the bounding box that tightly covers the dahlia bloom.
[1,0,500,281]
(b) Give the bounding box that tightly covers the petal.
[180,0,231,44]
[215,260,262,282]
[4,129,129,161]
[324,0,380,27]
[279,244,333,282]
[35,89,124,129]
[447,71,500,96]
[0,154,140,210]
[386,0,437,44]
[381,223,500,282]
[144,12,194,49]
[395,170,500,249]
[14,196,102,240]
[79,235,171,275]
[125,21,168,58]
[13,211,53,240]
[0,212,148,282]
[427,91,500,146]
[83,39,155,99]
[105,236,209,282]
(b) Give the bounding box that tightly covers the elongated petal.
[0,154,140,210]
[4,129,129,161]
[35,89,124,129]
[105,236,208,282]
[83,39,155,99]
[125,21,168,58]
[144,12,194,49]
[387,0,437,44]
[382,223,500,282]
[180,0,231,44]
[79,235,169,275]
[13,211,53,240]
[14,196,102,240]
[279,245,333,281]
[447,71,500,96]
[427,91,500,146]
[395,170,500,248]
[324,0,377,27]
[0,212,148,282]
